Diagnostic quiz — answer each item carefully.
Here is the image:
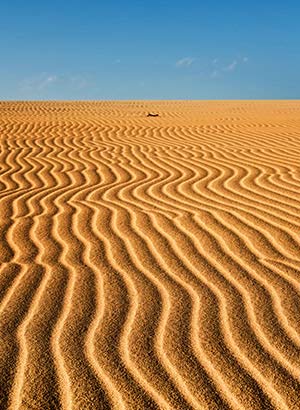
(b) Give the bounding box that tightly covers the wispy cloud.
[69,75,90,89]
[20,73,91,93]
[223,56,248,72]
[175,57,196,67]
[223,60,238,72]
[20,73,59,91]
[174,54,249,81]
[41,75,58,87]
[210,56,248,78]
[210,69,219,78]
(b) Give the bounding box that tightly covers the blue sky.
[0,1,299,99]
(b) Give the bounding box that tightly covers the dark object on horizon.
[147,112,159,117]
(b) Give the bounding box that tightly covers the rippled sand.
[1,100,300,409]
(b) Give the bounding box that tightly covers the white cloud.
[20,73,58,91]
[40,75,58,88]
[175,57,196,67]
[69,75,90,89]
[20,73,91,93]
[222,56,248,72]
[209,55,248,79]
[210,69,219,78]
[223,60,238,72]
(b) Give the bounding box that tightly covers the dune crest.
[1,101,300,409]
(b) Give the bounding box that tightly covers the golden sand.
[1,101,300,409]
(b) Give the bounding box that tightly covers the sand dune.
[1,100,300,409]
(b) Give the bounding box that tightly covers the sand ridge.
[1,101,300,409]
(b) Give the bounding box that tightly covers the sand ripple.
[1,101,300,409]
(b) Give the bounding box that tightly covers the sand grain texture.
[1,100,300,409]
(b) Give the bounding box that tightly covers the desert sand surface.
[1,100,300,410]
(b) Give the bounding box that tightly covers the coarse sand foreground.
[1,100,300,409]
